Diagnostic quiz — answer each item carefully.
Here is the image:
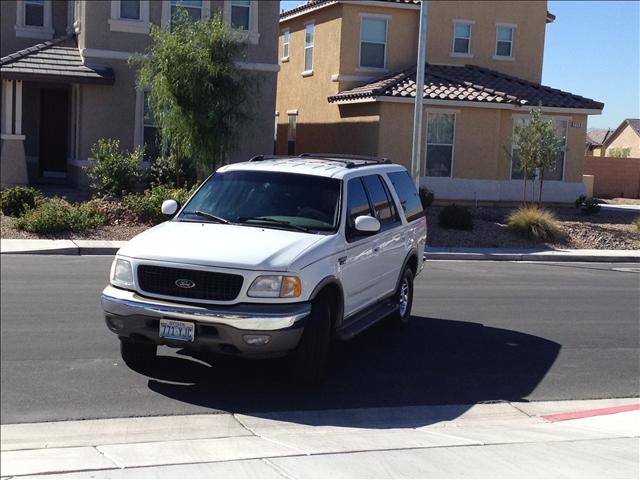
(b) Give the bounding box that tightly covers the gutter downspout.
[410,0,428,187]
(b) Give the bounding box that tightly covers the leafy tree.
[512,106,564,205]
[132,10,257,181]
[608,147,631,158]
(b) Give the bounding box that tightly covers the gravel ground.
[598,198,640,205]
[2,206,639,250]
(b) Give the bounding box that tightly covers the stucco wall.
[605,125,640,157]
[584,156,640,198]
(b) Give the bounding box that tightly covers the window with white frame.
[452,22,471,55]
[143,91,160,162]
[24,0,45,26]
[359,17,387,69]
[304,23,314,72]
[495,26,514,57]
[511,117,567,180]
[425,113,455,177]
[119,0,140,19]
[230,0,251,30]
[283,29,290,59]
[171,0,202,23]
[16,0,53,38]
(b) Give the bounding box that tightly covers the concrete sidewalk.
[2,238,639,262]
[1,398,638,478]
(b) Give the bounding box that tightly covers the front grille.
[137,265,243,301]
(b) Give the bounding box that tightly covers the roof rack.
[249,155,294,162]
[298,153,391,168]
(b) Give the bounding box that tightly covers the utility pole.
[410,0,428,187]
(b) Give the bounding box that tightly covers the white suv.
[102,154,427,382]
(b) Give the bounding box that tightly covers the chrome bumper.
[101,285,311,331]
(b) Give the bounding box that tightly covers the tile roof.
[603,118,640,146]
[1,34,114,84]
[586,129,612,146]
[328,64,604,111]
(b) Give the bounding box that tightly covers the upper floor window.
[304,23,314,72]
[119,0,140,20]
[282,30,290,60]
[451,21,473,56]
[495,25,515,58]
[425,112,456,177]
[360,16,387,69]
[15,0,53,39]
[171,0,203,23]
[230,0,251,30]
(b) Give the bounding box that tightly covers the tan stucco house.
[602,119,640,158]
[1,0,279,187]
[275,0,604,203]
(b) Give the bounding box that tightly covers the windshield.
[179,170,342,233]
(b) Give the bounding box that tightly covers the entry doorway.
[39,88,69,178]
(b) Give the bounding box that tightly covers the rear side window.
[361,175,399,227]
[387,171,424,222]
[346,178,373,232]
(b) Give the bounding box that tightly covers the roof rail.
[298,153,391,168]
[249,155,292,162]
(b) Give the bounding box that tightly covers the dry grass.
[633,217,640,232]
[506,207,564,242]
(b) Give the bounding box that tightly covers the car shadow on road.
[134,315,560,428]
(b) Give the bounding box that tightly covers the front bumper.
[101,285,310,357]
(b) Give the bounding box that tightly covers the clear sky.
[279,1,639,130]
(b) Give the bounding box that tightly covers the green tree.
[132,10,257,181]
[608,147,631,158]
[512,106,564,205]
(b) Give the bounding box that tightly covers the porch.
[0,34,114,187]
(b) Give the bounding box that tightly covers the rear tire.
[290,299,332,385]
[388,267,414,328]
[120,339,157,368]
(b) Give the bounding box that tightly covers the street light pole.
[410,0,428,187]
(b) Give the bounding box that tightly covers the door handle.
[373,247,380,253]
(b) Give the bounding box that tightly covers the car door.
[340,177,386,317]
[361,174,405,298]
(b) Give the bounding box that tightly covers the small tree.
[132,10,257,180]
[608,147,631,158]
[512,106,564,205]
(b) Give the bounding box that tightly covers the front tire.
[120,338,157,368]
[389,268,414,328]
[290,299,332,385]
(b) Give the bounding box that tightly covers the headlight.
[247,275,301,298]
[110,258,134,289]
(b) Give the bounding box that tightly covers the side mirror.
[354,215,380,233]
[161,199,179,216]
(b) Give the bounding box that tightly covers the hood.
[117,221,326,271]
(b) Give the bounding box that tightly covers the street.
[1,256,639,424]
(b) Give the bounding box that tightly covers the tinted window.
[181,171,341,233]
[362,175,397,226]
[387,171,424,222]
[346,178,373,235]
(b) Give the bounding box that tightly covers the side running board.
[334,299,398,341]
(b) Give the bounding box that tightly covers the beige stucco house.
[1,0,279,187]
[275,0,604,203]
[602,119,640,158]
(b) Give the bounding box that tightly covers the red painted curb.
[542,404,640,422]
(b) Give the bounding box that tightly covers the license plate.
[159,319,195,342]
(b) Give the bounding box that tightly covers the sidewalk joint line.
[414,426,484,445]
[261,458,296,479]
[232,414,311,456]
[95,445,126,469]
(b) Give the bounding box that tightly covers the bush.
[84,139,144,197]
[419,188,434,209]
[633,217,640,232]
[438,204,473,230]
[1,186,42,217]
[575,195,601,215]
[147,155,198,188]
[124,184,197,224]
[507,206,564,241]
[15,198,106,234]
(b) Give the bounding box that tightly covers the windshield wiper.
[182,210,230,224]
[236,216,312,233]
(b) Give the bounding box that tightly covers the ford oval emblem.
[175,278,196,289]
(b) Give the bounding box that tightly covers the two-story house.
[275,0,604,203]
[0,0,279,187]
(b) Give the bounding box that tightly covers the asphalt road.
[1,256,638,424]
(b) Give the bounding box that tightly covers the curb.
[2,240,639,263]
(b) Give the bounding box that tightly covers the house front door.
[39,88,69,178]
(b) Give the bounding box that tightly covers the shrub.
[574,195,601,215]
[419,188,434,209]
[633,217,640,232]
[84,139,144,197]
[0,186,42,217]
[147,155,198,188]
[15,198,105,234]
[507,206,564,241]
[438,204,473,230]
[124,184,197,224]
